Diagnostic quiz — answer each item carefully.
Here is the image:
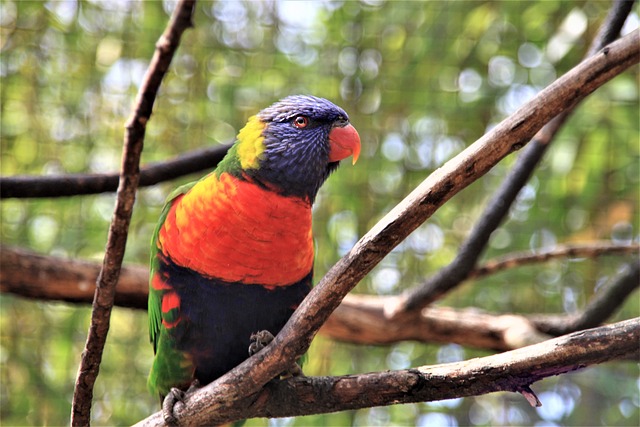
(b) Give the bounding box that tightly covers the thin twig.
[470,242,640,279]
[586,0,636,57]
[135,30,640,427]
[0,144,230,199]
[392,0,636,316]
[69,2,196,425]
[532,259,640,335]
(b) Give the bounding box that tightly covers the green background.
[1,1,638,425]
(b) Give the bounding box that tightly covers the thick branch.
[0,247,549,350]
[134,318,639,425]
[70,2,196,425]
[393,0,636,315]
[0,245,148,309]
[130,31,639,426]
[0,144,230,199]
[321,294,551,350]
[2,243,635,351]
[324,255,640,349]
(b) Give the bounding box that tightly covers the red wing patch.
[151,273,172,291]
[162,292,180,313]
[161,291,181,329]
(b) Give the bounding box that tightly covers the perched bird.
[147,95,360,416]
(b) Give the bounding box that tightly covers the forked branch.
[392,0,637,316]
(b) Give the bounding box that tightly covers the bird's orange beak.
[328,124,361,165]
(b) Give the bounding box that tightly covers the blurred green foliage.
[1,1,638,425]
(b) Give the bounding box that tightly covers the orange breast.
[158,172,314,286]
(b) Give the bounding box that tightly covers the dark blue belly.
[160,259,312,385]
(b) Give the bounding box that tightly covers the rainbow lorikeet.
[147,95,360,415]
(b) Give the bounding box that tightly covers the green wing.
[148,180,199,352]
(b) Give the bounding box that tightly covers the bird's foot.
[281,359,304,378]
[248,330,304,378]
[162,379,201,426]
[248,330,274,356]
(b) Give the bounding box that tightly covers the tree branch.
[322,294,552,350]
[134,318,639,425]
[8,1,628,202]
[2,242,635,351]
[0,247,550,350]
[324,259,639,350]
[586,0,636,57]
[468,242,639,280]
[532,259,640,335]
[131,30,639,426]
[0,144,230,199]
[2,2,634,425]
[70,2,196,425]
[391,0,636,316]
[0,245,148,309]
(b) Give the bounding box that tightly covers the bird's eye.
[293,116,309,129]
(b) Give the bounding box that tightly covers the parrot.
[147,95,361,420]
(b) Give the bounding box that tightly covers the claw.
[249,330,275,356]
[283,360,303,378]
[161,379,201,426]
[162,388,184,426]
[248,330,304,378]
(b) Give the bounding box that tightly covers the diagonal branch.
[391,0,636,316]
[134,29,640,426]
[532,259,640,335]
[69,1,196,425]
[134,318,639,425]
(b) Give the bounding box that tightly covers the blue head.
[240,95,360,202]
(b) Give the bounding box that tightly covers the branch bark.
[321,294,552,350]
[0,144,230,199]
[0,245,148,309]
[130,30,639,426]
[3,243,636,351]
[325,257,639,350]
[134,318,639,425]
[70,2,196,425]
[392,0,636,316]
